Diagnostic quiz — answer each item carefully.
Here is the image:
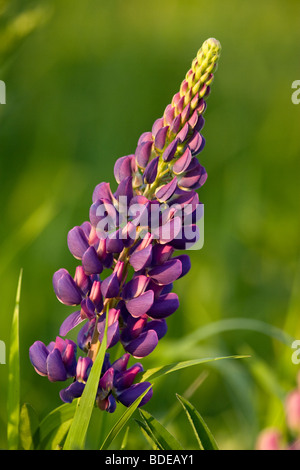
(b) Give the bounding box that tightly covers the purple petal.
[177,122,189,143]
[181,103,191,124]
[114,155,136,184]
[99,367,114,392]
[175,95,185,114]
[114,364,143,390]
[148,259,182,285]
[97,394,116,413]
[188,132,205,156]
[60,381,85,403]
[98,316,120,349]
[144,319,168,340]
[172,148,192,175]
[101,272,120,299]
[67,226,89,259]
[53,269,82,306]
[77,318,96,352]
[138,132,153,145]
[29,341,49,376]
[163,104,175,126]
[173,254,191,279]
[92,182,113,204]
[161,283,173,295]
[120,315,148,342]
[135,141,153,169]
[89,281,103,312]
[46,349,67,382]
[154,125,169,150]
[111,353,130,373]
[122,275,149,300]
[106,230,124,254]
[151,244,174,265]
[62,343,77,377]
[178,164,207,189]
[190,113,205,132]
[121,222,137,248]
[154,216,182,244]
[155,177,178,202]
[114,260,125,283]
[147,292,179,319]
[129,245,152,271]
[162,139,178,162]
[114,176,133,202]
[59,311,83,337]
[74,266,92,295]
[170,114,181,134]
[126,290,154,317]
[124,330,158,358]
[106,394,117,413]
[76,356,93,382]
[89,198,119,232]
[82,246,103,275]
[143,156,159,184]
[117,382,153,408]
[152,118,164,136]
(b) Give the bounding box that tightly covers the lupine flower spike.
[29,38,221,412]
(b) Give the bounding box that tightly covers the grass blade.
[139,355,248,382]
[34,401,77,449]
[135,419,159,449]
[7,269,23,450]
[176,394,218,450]
[100,385,152,450]
[19,403,39,450]
[63,309,108,450]
[120,426,129,450]
[139,409,184,450]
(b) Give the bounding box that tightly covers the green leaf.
[100,385,152,450]
[35,401,77,449]
[19,403,39,450]
[135,419,159,450]
[63,310,109,450]
[48,419,73,450]
[139,409,184,450]
[120,426,129,450]
[139,355,248,382]
[7,269,23,450]
[176,394,219,450]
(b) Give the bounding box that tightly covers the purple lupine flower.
[29,38,221,413]
[59,352,152,413]
[29,337,77,382]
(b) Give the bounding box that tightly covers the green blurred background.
[1,0,300,450]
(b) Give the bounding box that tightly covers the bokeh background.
[1,0,300,450]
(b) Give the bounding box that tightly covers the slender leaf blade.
[63,311,108,450]
[7,269,23,450]
[19,403,39,450]
[140,355,248,382]
[139,409,184,450]
[35,401,77,449]
[176,394,218,450]
[135,419,159,450]
[100,385,152,450]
